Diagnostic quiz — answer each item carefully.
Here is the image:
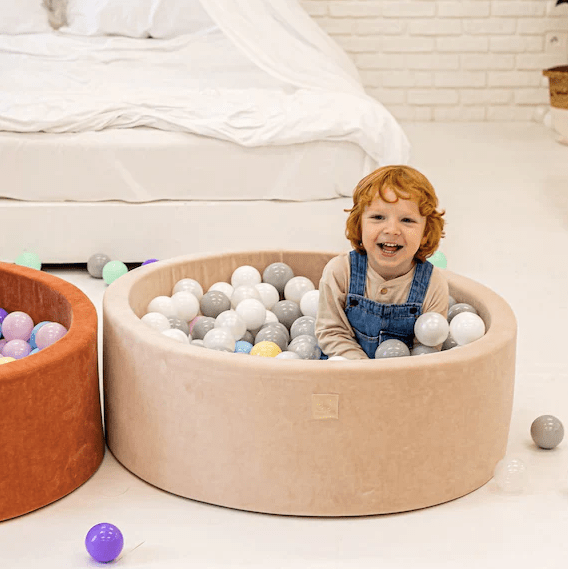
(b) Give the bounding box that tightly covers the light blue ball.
[234,340,253,354]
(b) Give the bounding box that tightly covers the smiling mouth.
[379,243,403,253]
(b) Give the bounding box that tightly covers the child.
[315,165,448,360]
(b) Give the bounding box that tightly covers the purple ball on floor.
[85,523,124,563]
[142,259,159,266]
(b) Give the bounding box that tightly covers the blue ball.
[234,340,253,354]
[29,321,50,349]
[85,523,124,563]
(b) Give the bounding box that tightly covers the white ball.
[300,289,320,318]
[264,310,279,325]
[147,295,176,318]
[235,298,266,331]
[493,457,529,494]
[284,276,315,304]
[209,281,234,299]
[449,312,486,346]
[328,355,348,361]
[255,283,280,310]
[172,278,203,300]
[275,351,301,360]
[231,285,261,308]
[161,328,190,344]
[203,327,236,352]
[215,310,247,341]
[171,291,200,321]
[414,312,449,347]
[141,312,171,332]
[231,265,262,288]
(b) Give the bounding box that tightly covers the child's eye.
[402,218,415,223]
[371,215,384,220]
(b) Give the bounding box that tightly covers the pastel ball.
[375,339,410,359]
[85,523,124,563]
[414,312,449,347]
[102,260,128,285]
[2,340,32,360]
[250,341,282,358]
[530,415,564,449]
[449,312,485,346]
[428,251,447,269]
[15,251,42,271]
[30,321,51,349]
[2,311,34,341]
[35,322,68,350]
[0,308,8,325]
[87,253,111,278]
[0,356,16,365]
[142,258,159,265]
[234,340,253,354]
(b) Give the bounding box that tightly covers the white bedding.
[0,28,409,166]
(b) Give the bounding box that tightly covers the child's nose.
[385,219,401,233]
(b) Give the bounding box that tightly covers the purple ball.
[142,258,159,266]
[2,311,34,341]
[35,322,68,350]
[85,523,124,563]
[2,339,32,359]
[0,308,8,325]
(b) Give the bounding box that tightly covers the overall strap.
[406,260,433,304]
[348,250,367,296]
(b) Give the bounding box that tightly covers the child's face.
[361,188,427,280]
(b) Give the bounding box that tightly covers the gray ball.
[191,316,216,340]
[87,253,111,279]
[290,315,316,339]
[200,291,231,318]
[411,344,438,356]
[447,303,478,323]
[255,326,288,352]
[287,334,321,360]
[262,262,294,296]
[531,415,564,449]
[442,332,459,351]
[375,339,410,359]
[168,317,190,336]
[241,330,255,344]
[260,322,290,342]
[272,300,302,329]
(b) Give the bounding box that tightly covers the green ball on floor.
[15,251,42,271]
[103,260,128,285]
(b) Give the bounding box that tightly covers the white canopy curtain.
[198,0,365,95]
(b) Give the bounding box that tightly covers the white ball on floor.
[141,312,171,332]
[203,327,236,352]
[284,276,315,305]
[231,265,261,288]
[171,291,200,321]
[209,281,234,299]
[414,312,449,346]
[161,328,190,344]
[449,312,485,345]
[235,298,266,331]
[147,295,176,318]
[172,278,204,300]
[300,289,319,318]
[255,282,280,310]
[493,457,529,494]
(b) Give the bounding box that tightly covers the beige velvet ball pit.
[103,251,516,517]
[0,262,104,522]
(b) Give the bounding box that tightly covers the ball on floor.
[85,523,124,563]
[531,415,564,449]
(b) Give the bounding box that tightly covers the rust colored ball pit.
[103,251,516,517]
[0,263,104,521]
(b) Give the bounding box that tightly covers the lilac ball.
[0,338,7,354]
[0,308,8,325]
[142,258,159,266]
[35,322,68,349]
[85,523,124,563]
[3,339,32,359]
[2,311,34,341]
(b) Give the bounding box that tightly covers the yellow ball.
[250,341,282,357]
[0,357,16,365]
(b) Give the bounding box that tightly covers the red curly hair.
[345,165,445,262]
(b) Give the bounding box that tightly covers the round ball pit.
[103,251,516,516]
[0,262,104,521]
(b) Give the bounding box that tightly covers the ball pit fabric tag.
[312,394,339,420]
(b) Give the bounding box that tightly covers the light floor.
[3,122,568,568]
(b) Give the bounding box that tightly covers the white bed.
[0,0,410,263]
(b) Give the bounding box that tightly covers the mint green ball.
[15,251,42,270]
[428,251,447,269]
[102,260,128,285]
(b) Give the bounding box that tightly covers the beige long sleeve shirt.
[314,252,449,360]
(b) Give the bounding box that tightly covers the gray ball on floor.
[87,253,111,278]
[530,415,564,449]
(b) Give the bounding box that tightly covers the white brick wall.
[300,0,568,121]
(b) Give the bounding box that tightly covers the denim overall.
[345,250,433,358]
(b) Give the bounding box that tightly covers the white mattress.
[0,127,372,202]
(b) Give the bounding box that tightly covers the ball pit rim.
[0,262,97,384]
[103,250,517,375]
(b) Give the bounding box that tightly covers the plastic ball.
[493,458,528,494]
[260,322,290,342]
[531,415,564,449]
[203,327,236,352]
[191,316,216,340]
[411,344,438,356]
[85,523,124,563]
[234,340,253,354]
[167,317,190,336]
[35,322,68,349]
[231,285,261,309]
[262,262,294,295]
[275,351,301,359]
[241,330,255,344]
[250,341,282,357]
[414,312,449,347]
[200,291,231,319]
[300,289,319,318]
[284,276,315,305]
[2,311,34,341]
[263,310,279,325]
[190,339,205,348]
[272,300,302,329]
[161,328,190,344]
[0,307,8,324]
[146,296,176,319]
[449,312,485,346]
[0,339,7,353]
[428,251,447,269]
[447,302,478,323]
[173,278,203,300]
[287,334,321,360]
[171,291,200,321]
[448,295,457,310]
[215,310,247,341]
[141,312,171,332]
[142,258,158,265]
[87,253,111,278]
[375,339,410,359]
[102,260,128,285]
[0,356,16,365]
[208,281,234,299]
[2,340,32,359]
[231,265,261,288]
[328,355,348,361]
[29,321,50,349]
[15,251,41,271]
[442,332,459,351]
[290,315,316,340]
[255,283,280,310]
[235,299,266,331]
[255,325,288,352]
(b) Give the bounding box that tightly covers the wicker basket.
[543,65,568,110]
